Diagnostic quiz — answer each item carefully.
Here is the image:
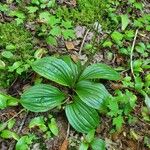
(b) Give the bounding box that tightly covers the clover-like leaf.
[75,81,110,109]
[32,57,76,87]
[65,97,99,133]
[20,84,65,112]
[79,63,121,81]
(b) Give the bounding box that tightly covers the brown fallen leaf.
[64,0,77,7]
[65,41,75,50]
[124,140,137,150]
[110,82,123,90]
[71,54,79,63]
[59,139,69,150]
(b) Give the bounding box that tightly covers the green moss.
[0,22,33,54]
[0,22,34,88]
[56,0,109,28]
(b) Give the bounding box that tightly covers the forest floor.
[0,0,150,150]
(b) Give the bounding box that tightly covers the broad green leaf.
[102,40,113,48]
[0,4,8,12]
[46,36,57,46]
[32,0,40,5]
[39,11,51,23]
[0,95,7,109]
[48,16,60,26]
[0,130,19,140]
[6,44,16,50]
[141,107,150,122]
[121,14,129,31]
[133,2,143,10]
[16,134,36,150]
[29,116,47,132]
[48,118,59,136]
[65,97,100,133]
[0,93,18,109]
[9,10,25,19]
[7,98,18,106]
[62,29,75,40]
[16,136,29,150]
[0,60,5,69]
[8,61,22,72]
[85,129,95,143]
[61,55,80,83]
[50,26,62,37]
[91,138,106,150]
[8,119,16,129]
[0,122,7,132]
[146,25,150,31]
[26,6,38,13]
[61,20,73,29]
[79,63,120,81]
[145,95,150,110]
[113,115,124,130]
[32,57,75,86]
[75,81,110,109]
[144,136,150,148]
[34,49,47,59]
[79,142,89,150]
[111,31,123,44]
[20,84,65,112]
[107,99,122,117]
[1,51,14,59]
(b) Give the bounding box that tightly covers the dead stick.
[130,29,138,79]
[8,111,29,150]
[79,29,90,56]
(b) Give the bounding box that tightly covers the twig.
[8,111,29,150]
[66,123,70,139]
[130,29,138,79]
[6,109,25,124]
[86,24,119,66]
[133,114,150,126]
[79,29,90,56]
[17,111,29,134]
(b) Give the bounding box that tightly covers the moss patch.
[56,0,109,28]
[0,22,34,88]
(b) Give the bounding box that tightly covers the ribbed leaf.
[65,97,99,133]
[32,57,75,87]
[75,81,110,109]
[79,63,121,81]
[61,56,80,83]
[20,84,65,112]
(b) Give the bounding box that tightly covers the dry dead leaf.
[71,54,79,63]
[124,140,137,150]
[64,0,76,7]
[110,82,123,90]
[71,0,77,6]
[59,139,68,150]
[65,41,75,50]
[75,26,86,38]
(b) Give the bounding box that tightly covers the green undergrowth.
[56,0,110,28]
[0,0,150,149]
[0,22,34,88]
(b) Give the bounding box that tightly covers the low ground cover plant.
[0,22,34,88]
[0,56,120,133]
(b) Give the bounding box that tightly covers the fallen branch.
[130,29,138,79]
[8,111,29,150]
[79,29,90,56]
